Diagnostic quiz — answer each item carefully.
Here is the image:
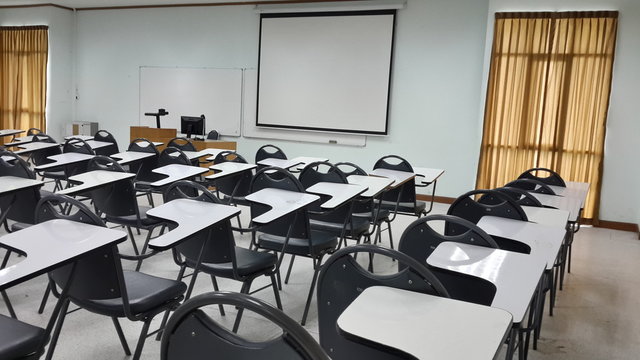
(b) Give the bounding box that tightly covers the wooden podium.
[130,126,236,153]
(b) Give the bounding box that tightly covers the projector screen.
[257,10,396,135]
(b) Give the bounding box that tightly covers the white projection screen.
[257,10,396,135]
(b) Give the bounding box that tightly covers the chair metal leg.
[270,274,283,310]
[284,255,296,284]
[112,317,132,355]
[1,290,16,319]
[185,270,200,300]
[301,259,323,326]
[210,276,225,316]
[232,280,254,333]
[132,319,152,360]
[135,227,155,271]
[45,298,71,360]
[38,284,51,314]
[126,226,140,256]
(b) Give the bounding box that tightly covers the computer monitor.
[180,115,205,139]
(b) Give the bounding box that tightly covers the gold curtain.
[0,26,48,144]
[477,12,618,223]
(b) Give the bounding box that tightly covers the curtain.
[0,26,48,144]
[477,12,618,223]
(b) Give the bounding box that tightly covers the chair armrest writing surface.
[147,199,241,250]
[347,175,394,198]
[305,182,367,209]
[0,129,25,137]
[530,193,582,222]
[427,242,546,323]
[33,153,94,170]
[256,158,303,170]
[83,140,113,150]
[205,162,257,180]
[476,216,566,270]
[0,219,127,290]
[57,170,136,196]
[64,135,93,141]
[290,156,330,171]
[11,142,61,155]
[245,188,319,224]
[337,286,512,360]
[521,206,570,228]
[110,151,155,165]
[0,177,44,196]
[4,136,34,146]
[412,167,445,186]
[547,185,588,207]
[150,164,208,187]
[369,168,415,189]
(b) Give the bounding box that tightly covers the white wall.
[0,6,75,142]
[73,0,490,199]
[486,0,640,223]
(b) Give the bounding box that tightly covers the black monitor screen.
[180,115,205,138]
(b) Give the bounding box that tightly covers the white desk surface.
[151,141,164,147]
[477,216,566,271]
[0,176,44,196]
[150,164,208,187]
[64,135,94,141]
[521,206,570,228]
[205,162,256,180]
[0,129,24,137]
[11,141,60,155]
[290,156,330,171]
[427,242,546,323]
[0,219,127,290]
[58,170,136,196]
[148,199,240,250]
[347,175,394,198]
[548,185,587,207]
[338,286,512,360]
[34,152,95,170]
[565,181,590,193]
[257,158,303,170]
[413,167,445,185]
[305,182,367,209]
[1,155,16,163]
[110,151,155,165]
[4,136,34,146]
[369,168,415,189]
[84,139,113,150]
[245,188,319,224]
[531,193,582,222]
[183,148,228,161]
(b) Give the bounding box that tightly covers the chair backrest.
[30,134,62,166]
[334,162,368,177]
[159,147,192,167]
[87,157,138,218]
[518,167,566,187]
[206,130,220,140]
[161,292,329,360]
[373,155,417,206]
[127,138,161,181]
[211,151,253,200]
[62,138,95,177]
[446,189,527,234]
[163,181,237,272]
[167,137,197,152]
[255,144,287,164]
[35,194,126,306]
[93,130,119,156]
[0,150,39,224]
[27,128,43,136]
[398,214,498,306]
[482,187,543,207]
[504,179,556,195]
[317,244,448,360]
[249,167,310,239]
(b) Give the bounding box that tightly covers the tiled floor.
[2,197,639,359]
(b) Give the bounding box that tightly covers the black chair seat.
[42,170,65,180]
[10,222,31,232]
[104,206,163,228]
[352,208,390,222]
[221,195,251,207]
[309,217,370,237]
[188,248,277,277]
[0,314,46,359]
[258,230,337,257]
[76,271,186,317]
[378,199,426,215]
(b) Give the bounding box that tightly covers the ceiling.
[0,0,278,9]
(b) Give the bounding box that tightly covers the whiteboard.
[139,66,242,136]
[244,69,366,146]
[257,11,395,135]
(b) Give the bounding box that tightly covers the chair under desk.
[338,286,513,360]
